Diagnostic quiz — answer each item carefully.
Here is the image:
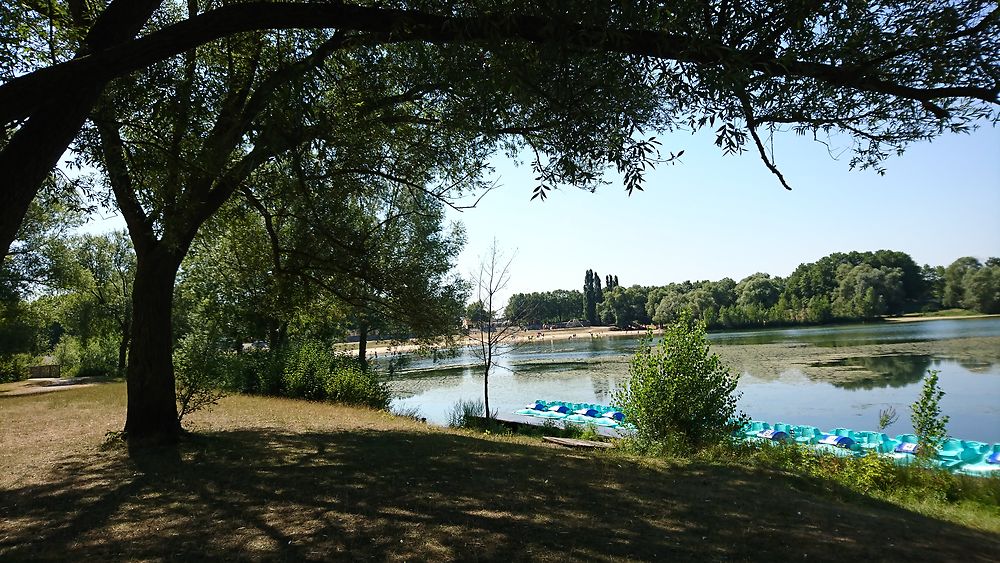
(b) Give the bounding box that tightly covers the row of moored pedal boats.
[513,400,999,477]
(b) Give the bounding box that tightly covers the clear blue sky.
[448,125,1000,303]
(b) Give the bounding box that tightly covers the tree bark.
[0,86,101,257]
[117,319,131,377]
[0,0,162,258]
[357,321,368,371]
[124,246,183,445]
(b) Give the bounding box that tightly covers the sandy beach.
[334,325,642,357]
[337,313,999,359]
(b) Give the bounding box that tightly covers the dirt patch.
[0,377,115,397]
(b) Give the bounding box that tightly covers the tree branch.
[2,2,997,127]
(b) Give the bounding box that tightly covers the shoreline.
[335,325,630,356]
[882,313,1000,323]
[338,313,999,357]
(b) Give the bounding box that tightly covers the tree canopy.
[3,1,1000,257]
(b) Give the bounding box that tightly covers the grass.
[2,382,999,561]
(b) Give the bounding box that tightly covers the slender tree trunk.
[483,330,491,419]
[117,320,131,377]
[357,322,368,370]
[268,320,288,351]
[483,367,490,419]
[124,246,183,445]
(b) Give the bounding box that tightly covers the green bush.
[705,440,1000,513]
[278,340,390,409]
[53,335,82,377]
[0,353,32,383]
[173,324,228,423]
[51,335,117,378]
[77,336,118,377]
[911,369,949,457]
[225,348,285,395]
[283,341,331,401]
[323,357,391,409]
[615,312,747,451]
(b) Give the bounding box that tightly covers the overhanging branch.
[2,2,997,127]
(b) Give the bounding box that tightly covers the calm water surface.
[387,318,1000,441]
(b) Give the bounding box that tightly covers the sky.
[447,125,1000,303]
[78,123,1000,307]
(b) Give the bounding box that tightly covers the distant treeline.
[504,251,1000,329]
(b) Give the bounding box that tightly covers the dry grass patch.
[2,383,999,561]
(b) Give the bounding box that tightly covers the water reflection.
[818,355,934,390]
[708,317,1000,347]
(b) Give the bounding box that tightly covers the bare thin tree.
[470,239,522,419]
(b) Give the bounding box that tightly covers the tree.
[599,285,649,328]
[465,300,489,326]
[66,231,135,375]
[470,240,519,419]
[943,257,982,308]
[832,263,905,319]
[2,193,82,301]
[240,164,470,368]
[615,312,746,451]
[4,1,999,258]
[507,289,584,326]
[583,269,596,325]
[736,273,781,310]
[921,264,946,307]
[962,263,1000,313]
[910,369,949,458]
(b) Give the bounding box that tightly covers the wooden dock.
[542,436,613,449]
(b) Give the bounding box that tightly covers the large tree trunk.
[124,246,183,445]
[0,91,98,257]
[357,322,368,371]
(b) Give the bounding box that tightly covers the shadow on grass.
[2,428,998,561]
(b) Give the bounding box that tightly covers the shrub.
[283,340,332,401]
[838,451,899,494]
[0,353,32,383]
[911,369,949,457]
[279,341,391,409]
[53,335,82,377]
[77,336,118,377]
[324,357,391,410]
[173,323,228,423]
[615,312,747,452]
[448,398,490,427]
[225,348,285,395]
[717,441,898,496]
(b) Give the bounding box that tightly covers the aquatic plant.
[877,405,898,432]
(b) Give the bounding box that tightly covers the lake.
[386,318,1000,442]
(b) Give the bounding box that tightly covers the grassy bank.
[2,382,998,561]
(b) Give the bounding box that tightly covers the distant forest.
[504,251,1000,329]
